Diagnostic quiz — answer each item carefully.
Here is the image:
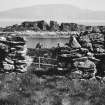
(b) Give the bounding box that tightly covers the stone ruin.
[57,35,100,79]
[0,34,32,73]
[0,32,104,79]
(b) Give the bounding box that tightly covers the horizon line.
[0,3,103,12]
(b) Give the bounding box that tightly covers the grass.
[0,69,104,105]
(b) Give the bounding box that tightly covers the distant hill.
[0,4,105,26]
[0,4,105,20]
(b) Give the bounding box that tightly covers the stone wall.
[0,34,32,73]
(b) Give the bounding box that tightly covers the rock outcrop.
[37,20,49,31]
[60,23,79,31]
[2,20,105,32]
[49,21,60,31]
[22,21,40,31]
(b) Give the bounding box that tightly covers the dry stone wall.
[58,36,98,79]
[0,34,32,73]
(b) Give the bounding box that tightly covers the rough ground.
[0,68,105,105]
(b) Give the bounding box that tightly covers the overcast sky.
[0,0,105,11]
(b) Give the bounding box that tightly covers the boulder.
[68,36,81,49]
[96,47,105,53]
[73,59,96,76]
[83,42,93,51]
[3,62,14,70]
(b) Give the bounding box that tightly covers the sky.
[0,0,105,12]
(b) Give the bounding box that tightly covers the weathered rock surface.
[49,21,60,31]
[2,20,105,32]
[60,23,79,31]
